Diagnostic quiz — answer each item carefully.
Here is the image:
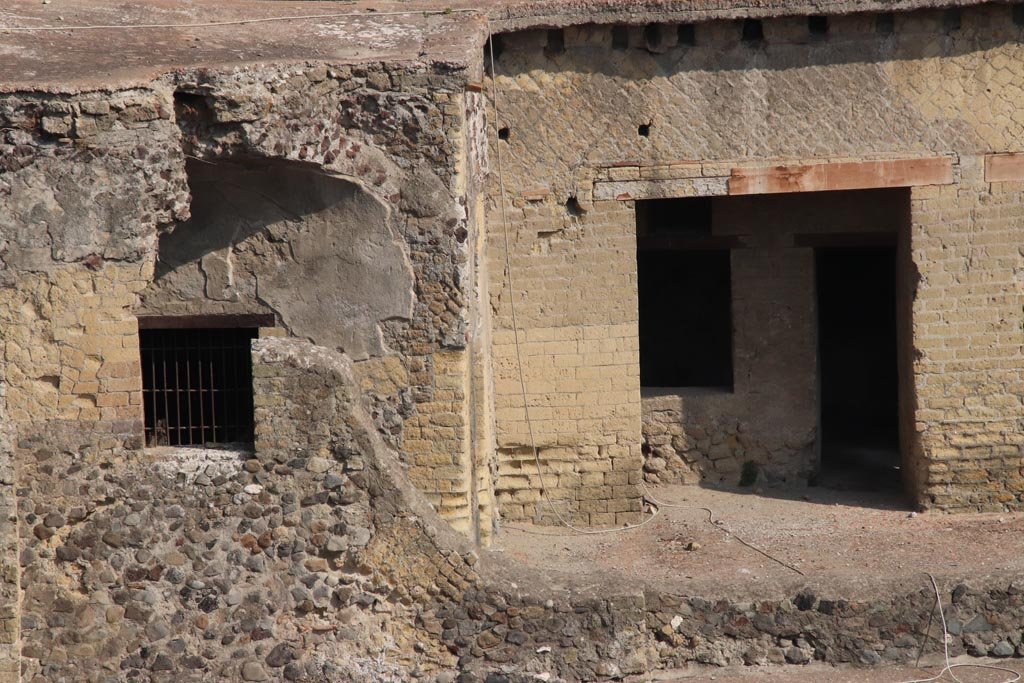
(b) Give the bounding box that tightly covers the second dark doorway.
[816,246,900,488]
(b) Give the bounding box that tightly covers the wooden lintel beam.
[984,153,1024,183]
[728,157,954,195]
[137,313,276,330]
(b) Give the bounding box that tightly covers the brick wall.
[487,197,644,525]
[910,161,1024,511]
[486,4,1024,514]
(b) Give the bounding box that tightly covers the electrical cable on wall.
[487,22,663,540]
[897,573,1020,683]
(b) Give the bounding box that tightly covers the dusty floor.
[638,658,1024,682]
[494,484,1024,600]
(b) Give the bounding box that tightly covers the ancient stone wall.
[163,62,486,534]
[1,58,492,537]
[0,58,494,681]
[0,96,188,679]
[486,4,1024,512]
[0,420,16,683]
[2,4,1023,679]
[0,89,190,454]
[12,335,1024,683]
[14,329,1024,682]
[140,158,415,361]
[463,91,501,545]
[487,196,646,525]
[14,337,460,682]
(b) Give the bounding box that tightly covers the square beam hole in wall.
[876,12,895,35]
[808,15,829,36]
[678,23,696,46]
[636,197,733,390]
[139,317,268,447]
[741,19,764,44]
[612,25,630,49]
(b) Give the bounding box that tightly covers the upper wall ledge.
[0,0,1000,92]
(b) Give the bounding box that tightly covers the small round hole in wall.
[498,127,510,141]
[566,196,585,216]
[638,123,651,137]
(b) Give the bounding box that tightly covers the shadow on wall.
[492,10,1024,78]
[144,158,415,359]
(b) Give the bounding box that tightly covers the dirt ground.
[493,484,1024,600]
[636,658,1024,682]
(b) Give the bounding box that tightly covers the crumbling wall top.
[0,0,487,92]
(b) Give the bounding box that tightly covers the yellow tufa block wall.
[0,261,153,683]
[488,198,645,525]
[486,5,1024,517]
[2,262,151,445]
[402,350,476,534]
[910,164,1024,511]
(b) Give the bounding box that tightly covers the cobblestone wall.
[9,334,1024,683]
[0,421,16,683]
[14,338,466,682]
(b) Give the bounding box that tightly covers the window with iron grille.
[139,325,259,447]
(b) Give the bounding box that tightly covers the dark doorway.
[816,247,900,487]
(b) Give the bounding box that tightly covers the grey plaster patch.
[145,158,415,359]
[258,175,414,360]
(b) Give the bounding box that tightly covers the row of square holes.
[530,7,1024,56]
[494,6,1024,142]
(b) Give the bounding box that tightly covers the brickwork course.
[0,0,1022,680]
